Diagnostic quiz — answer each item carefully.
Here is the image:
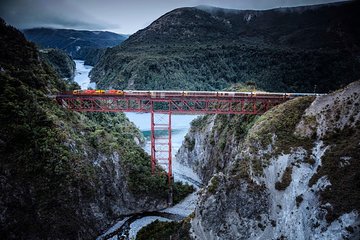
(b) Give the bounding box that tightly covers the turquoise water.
[142,129,181,139]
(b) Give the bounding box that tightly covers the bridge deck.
[55,90,320,198]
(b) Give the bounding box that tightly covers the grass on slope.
[136,216,192,240]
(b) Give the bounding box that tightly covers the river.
[73,60,201,239]
[74,60,96,90]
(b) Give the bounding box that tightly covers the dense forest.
[23,28,128,65]
[39,48,76,80]
[91,1,360,93]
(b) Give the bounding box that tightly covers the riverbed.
[73,60,201,239]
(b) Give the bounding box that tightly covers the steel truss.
[56,96,284,114]
[56,94,288,204]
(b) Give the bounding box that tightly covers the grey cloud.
[192,0,349,9]
[0,0,349,34]
[0,0,119,30]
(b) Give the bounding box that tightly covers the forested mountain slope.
[91,1,360,92]
[39,48,76,80]
[23,28,128,65]
[0,19,189,239]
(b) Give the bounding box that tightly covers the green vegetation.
[173,182,195,204]
[194,96,314,181]
[92,43,360,93]
[184,135,195,151]
[189,115,212,132]
[231,159,250,180]
[308,125,360,222]
[91,2,360,93]
[39,48,76,79]
[23,28,127,65]
[208,175,220,194]
[185,112,258,183]
[275,166,293,191]
[0,19,97,237]
[136,217,192,240]
[0,19,192,239]
[121,146,169,199]
[82,114,195,200]
[296,194,304,207]
[246,97,314,174]
[85,112,145,144]
[81,48,106,66]
[212,114,258,145]
[79,112,176,199]
[249,97,314,153]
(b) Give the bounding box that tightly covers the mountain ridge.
[90,1,360,92]
[195,1,347,13]
[122,1,359,48]
[23,27,128,65]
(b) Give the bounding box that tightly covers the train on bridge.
[71,89,320,98]
[59,88,322,187]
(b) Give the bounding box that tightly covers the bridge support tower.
[150,102,173,205]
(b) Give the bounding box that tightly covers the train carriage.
[70,89,323,99]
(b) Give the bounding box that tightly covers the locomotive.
[73,89,124,95]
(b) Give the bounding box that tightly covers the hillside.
[91,1,360,92]
[39,48,76,80]
[0,19,190,239]
[175,80,360,239]
[23,28,128,64]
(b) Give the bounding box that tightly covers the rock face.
[176,115,217,183]
[176,114,257,183]
[176,81,360,239]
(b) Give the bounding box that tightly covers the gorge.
[1,0,359,239]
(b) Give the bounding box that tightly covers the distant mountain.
[91,1,360,93]
[23,28,128,64]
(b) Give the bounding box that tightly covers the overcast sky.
[0,0,349,34]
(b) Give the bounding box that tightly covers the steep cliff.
[176,81,360,239]
[176,114,258,183]
[0,19,178,239]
